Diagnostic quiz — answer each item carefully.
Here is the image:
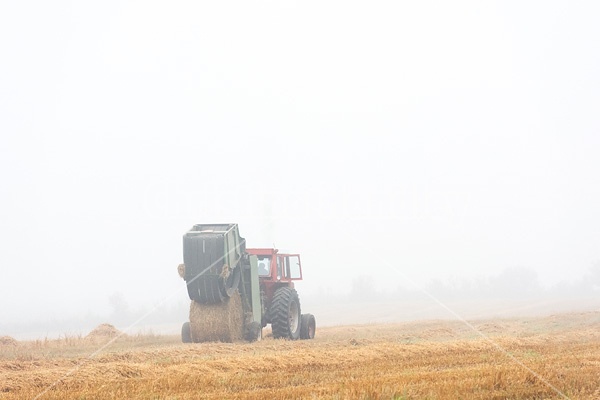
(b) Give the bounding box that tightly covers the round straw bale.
[189,290,244,342]
[0,336,18,346]
[86,323,124,340]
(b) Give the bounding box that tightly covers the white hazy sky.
[1,1,599,322]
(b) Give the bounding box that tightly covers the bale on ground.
[86,324,124,340]
[0,336,18,346]
[189,290,244,342]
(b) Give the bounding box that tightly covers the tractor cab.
[246,248,302,307]
[246,248,303,282]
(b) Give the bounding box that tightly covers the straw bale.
[476,322,507,334]
[86,323,124,340]
[0,336,18,346]
[189,290,244,342]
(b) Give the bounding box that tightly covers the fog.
[1,1,599,339]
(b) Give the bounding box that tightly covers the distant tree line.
[348,264,600,302]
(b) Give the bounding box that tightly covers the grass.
[1,312,599,399]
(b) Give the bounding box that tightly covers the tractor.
[178,223,316,342]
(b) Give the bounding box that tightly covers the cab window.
[284,255,302,279]
[257,256,271,277]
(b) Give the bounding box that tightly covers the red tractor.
[179,224,316,342]
[246,248,315,340]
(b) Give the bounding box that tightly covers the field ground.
[1,312,599,399]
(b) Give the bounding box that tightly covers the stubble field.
[1,312,599,399]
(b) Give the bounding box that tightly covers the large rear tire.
[181,321,192,343]
[270,287,301,340]
[300,313,316,340]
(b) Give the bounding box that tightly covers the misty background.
[1,1,599,339]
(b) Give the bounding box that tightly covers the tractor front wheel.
[270,287,301,340]
[300,313,316,339]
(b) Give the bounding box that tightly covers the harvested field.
[1,312,599,399]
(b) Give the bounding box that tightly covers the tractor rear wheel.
[300,313,316,340]
[270,287,301,340]
[181,322,192,343]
